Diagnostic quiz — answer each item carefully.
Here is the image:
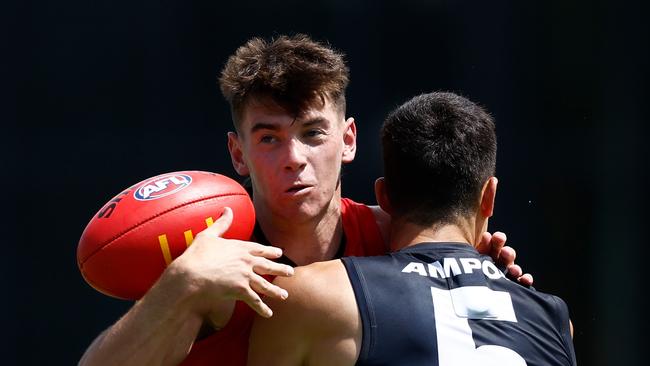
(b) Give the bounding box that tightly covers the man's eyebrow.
[250,117,328,133]
[250,122,280,134]
[302,117,328,127]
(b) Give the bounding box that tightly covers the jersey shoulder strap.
[340,198,385,257]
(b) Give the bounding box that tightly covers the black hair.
[381,92,496,226]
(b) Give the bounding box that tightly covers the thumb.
[199,207,234,237]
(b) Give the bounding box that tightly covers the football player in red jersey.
[79,35,530,366]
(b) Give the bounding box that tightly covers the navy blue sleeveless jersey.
[341,242,576,366]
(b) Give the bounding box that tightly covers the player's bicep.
[247,277,311,366]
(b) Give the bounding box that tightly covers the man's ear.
[479,177,498,218]
[374,177,394,215]
[341,117,357,164]
[227,132,250,176]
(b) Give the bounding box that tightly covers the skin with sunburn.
[228,97,358,265]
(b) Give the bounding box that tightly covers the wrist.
[144,262,206,322]
[160,261,235,324]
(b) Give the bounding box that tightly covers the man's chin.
[274,200,329,224]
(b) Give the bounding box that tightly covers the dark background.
[6,0,648,364]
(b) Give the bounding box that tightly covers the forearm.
[79,210,293,366]
[79,270,204,366]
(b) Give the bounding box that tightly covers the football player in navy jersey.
[248,91,576,366]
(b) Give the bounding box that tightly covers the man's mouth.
[285,184,312,193]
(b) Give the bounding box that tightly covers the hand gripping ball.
[77,171,255,300]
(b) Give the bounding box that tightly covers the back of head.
[381,92,497,227]
[219,34,349,128]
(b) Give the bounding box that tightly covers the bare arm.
[79,208,294,366]
[79,268,206,366]
[248,261,360,366]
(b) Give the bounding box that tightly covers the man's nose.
[283,138,308,172]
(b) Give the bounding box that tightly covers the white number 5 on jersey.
[431,286,527,366]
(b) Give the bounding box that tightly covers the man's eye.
[305,129,324,138]
[260,135,276,144]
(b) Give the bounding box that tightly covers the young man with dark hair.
[80,36,529,366]
[248,92,576,366]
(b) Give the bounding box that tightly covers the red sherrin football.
[77,171,255,300]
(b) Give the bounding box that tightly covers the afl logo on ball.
[134,174,193,201]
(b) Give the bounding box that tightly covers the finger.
[240,287,274,318]
[252,257,294,277]
[197,207,234,237]
[489,231,507,260]
[517,273,534,286]
[247,242,284,259]
[506,264,522,278]
[498,245,516,268]
[249,273,289,300]
[475,232,492,255]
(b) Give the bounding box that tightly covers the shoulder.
[248,260,360,365]
[548,294,573,336]
[341,198,389,225]
[510,285,574,340]
[273,260,357,328]
[341,198,390,246]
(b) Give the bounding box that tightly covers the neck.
[388,216,477,252]
[255,197,343,266]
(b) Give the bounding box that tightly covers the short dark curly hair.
[381,92,497,227]
[219,34,349,128]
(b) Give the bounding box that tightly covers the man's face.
[227,97,357,224]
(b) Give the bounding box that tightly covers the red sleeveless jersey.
[180,198,385,365]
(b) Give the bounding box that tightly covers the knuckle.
[235,255,246,265]
[260,262,272,272]
[238,255,252,266]
[241,270,253,281]
[233,284,248,297]
[259,281,269,291]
